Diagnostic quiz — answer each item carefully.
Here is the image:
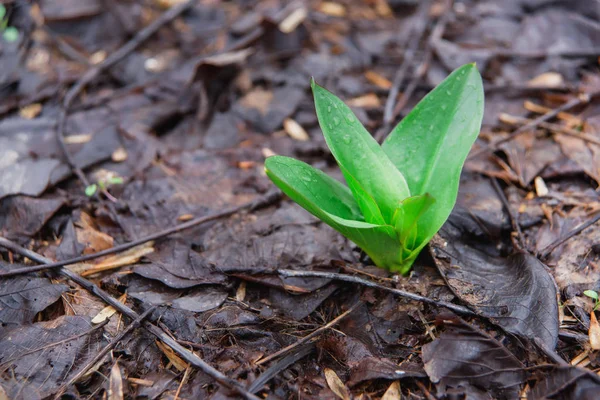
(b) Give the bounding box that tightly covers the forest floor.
[1,0,600,399]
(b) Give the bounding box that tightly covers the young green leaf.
[265,156,362,221]
[85,184,98,197]
[393,194,435,248]
[2,26,18,42]
[339,164,386,226]
[382,63,484,244]
[312,79,410,223]
[584,290,599,301]
[0,5,6,21]
[265,156,406,271]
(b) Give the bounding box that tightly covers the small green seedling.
[265,63,484,274]
[0,5,19,43]
[584,290,600,311]
[85,176,124,197]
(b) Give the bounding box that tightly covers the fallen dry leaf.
[19,103,42,119]
[284,118,309,141]
[156,340,189,372]
[74,242,154,276]
[108,362,124,400]
[347,93,381,108]
[91,293,127,324]
[527,72,564,88]
[589,311,600,350]
[279,7,307,33]
[318,2,346,17]
[111,147,128,162]
[324,368,351,400]
[364,70,392,89]
[75,212,114,254]
[381,381,401,400]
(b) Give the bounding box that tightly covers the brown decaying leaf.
[324,368,351,400]
[91,293,127,324]
[528,366,600,400]
[75,212,114,255]
[589,311,600,350]
[381,381,401,400]
[108,362,124,400]
[156,340,189,372]
[423,314,526,399]
[76,242,154,276]
[432,216,559,349]
[283,118,310,141]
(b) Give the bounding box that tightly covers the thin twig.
[256,302,362,366]
[469,92,597,159]
[277,269,475,316]
[491,178,525,251]
[0,190,281,278]
[540,211,600,259]
[501,115,600,146]
[53,307,156,399]
[55,0,196,188]
[0,237,261,400]
[248,343,314,394]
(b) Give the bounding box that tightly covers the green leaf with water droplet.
[339,164,386,226]
[311,78,410,223]
[265,156,404,269]
[265,156,363,221]
[382,63,484,246]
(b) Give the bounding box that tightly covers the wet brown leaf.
[432,215,559,349]
[423,314,526,400]
[0,263,68,326]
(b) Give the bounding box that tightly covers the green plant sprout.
[85,176,124,197]
[265,63,484,274]
[0,5,19,43]
[584,290,600,311]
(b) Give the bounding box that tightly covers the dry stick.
[504,116,600,146]
[375,0,433,143]
[255,302,362,366]
[491,177,525,251]
[390,0,453,120]
[0,238,261,400]
[540,211,600,259]
[0,190,281,278]
[469,92,597,159]
[277,269,475,316]
[55,0,196,188]
[53,307,156,399]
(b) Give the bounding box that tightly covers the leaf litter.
[0,0,599,398]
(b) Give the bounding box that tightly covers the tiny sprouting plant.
[584,290,600,311]
[265,63,484,274]
[85,176,124,197]
[0,5,19,43]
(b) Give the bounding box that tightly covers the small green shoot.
[265,63,484,274]
[85,176,124,197]
[584,290,600,311]
[0,5,19,43]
